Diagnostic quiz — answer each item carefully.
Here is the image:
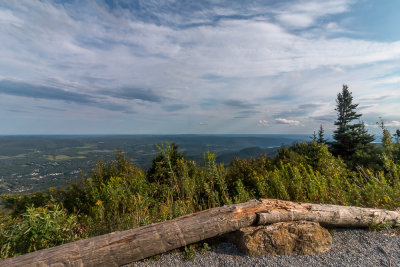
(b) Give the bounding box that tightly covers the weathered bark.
[2,199,400,267]
[257,199,400,227]
[0,200,265,267]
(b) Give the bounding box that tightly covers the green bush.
[1,187,62,217]
[0,204,83,259]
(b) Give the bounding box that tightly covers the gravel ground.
[132,229,400,267]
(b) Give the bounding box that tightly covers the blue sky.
[0,0,400,135]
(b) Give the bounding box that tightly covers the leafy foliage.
[0,204,82,258]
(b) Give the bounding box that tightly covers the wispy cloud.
[359,94,392,101]
[101,87,163,102]
[223,100,256,109]
[275,0,353,29]
[312,115,336,122]
[233,110,261,119]
[0,79,136,113]
[273,103,323,118]
[0,8,22,25]
[0,80,95,104]
[276,13,314,29]
[386,121,400,127]
[374,77,400,85]
[36,106,66,112]
[6,109,29,113]
[0,0,399,134]
[163,104,189,112]
[275,118,301,126]
[257,120,269,127]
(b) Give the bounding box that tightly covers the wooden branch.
[2,199,400,266]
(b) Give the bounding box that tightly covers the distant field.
[0,135,308,194]
[77,149,114,155]
[45,155,87,161]
[0,154,27,160]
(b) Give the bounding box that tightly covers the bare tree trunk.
[2,199,400,267]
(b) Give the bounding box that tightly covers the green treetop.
[317,124,327,144]
[394,129,400,144]
[331,85,374,160]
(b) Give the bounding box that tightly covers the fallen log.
[0,199,264,267]
[257,199,400,227]
[2,199,400,267]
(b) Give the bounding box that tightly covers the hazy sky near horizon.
[0,0,400,135]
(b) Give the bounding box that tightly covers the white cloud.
[324,22,349,33]
[275,0,353,30]
[374,77,400,85]
[359,94,392,101]
[386,121,400,127]
[257,120,269,126]
[329,65,345,72]
[275,118,301,126]
[2,1,400,87]
[277,13,314,29]
[326,22,339,30]
[287,0,353,17]
[0,8,22,25]
[0,0,400,134]
[364,123,378,128]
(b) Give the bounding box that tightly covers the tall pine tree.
[394,129,400,144]
[317,124,327,144]
[331,85,374,160]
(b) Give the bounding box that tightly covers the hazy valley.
[0,135,308,194]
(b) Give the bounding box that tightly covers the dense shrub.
[0,204,83,259]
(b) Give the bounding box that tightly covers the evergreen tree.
[331,85,374,160]
[310,131,317,142]
[377,118,393,154]
[147,142,184,184]
[317,124,327,144]
[394,129,400,144]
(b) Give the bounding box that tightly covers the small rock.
[227,221,332,257]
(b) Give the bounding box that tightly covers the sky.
[0,0,400,135]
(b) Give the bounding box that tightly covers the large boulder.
[227,221,332,257]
